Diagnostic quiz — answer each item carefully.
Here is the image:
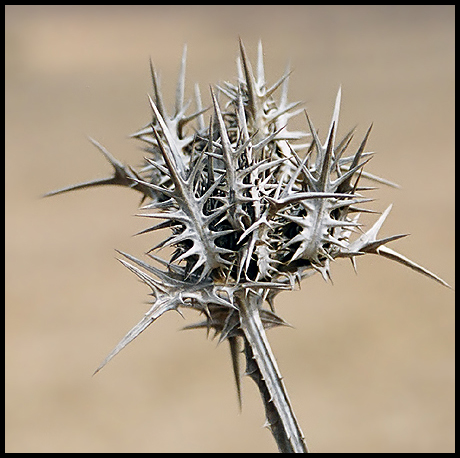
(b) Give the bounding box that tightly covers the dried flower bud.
[46,39,450,453]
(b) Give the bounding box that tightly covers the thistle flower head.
[46,40,450,376]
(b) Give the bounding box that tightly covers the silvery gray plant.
[46,40,450,453]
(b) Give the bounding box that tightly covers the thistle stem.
[238,291,308,453]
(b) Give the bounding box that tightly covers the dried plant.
[45,40,450,453]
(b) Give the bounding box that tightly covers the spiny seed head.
[45,40,450,374]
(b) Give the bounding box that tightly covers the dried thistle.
[45,40,450,453]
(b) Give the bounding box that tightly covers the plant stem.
[238,291,308,453]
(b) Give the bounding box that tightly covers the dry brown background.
[5,5,455,453]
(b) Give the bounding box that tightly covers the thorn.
[175,44,187,117]
[229,337,243,411]
[350,256,358,274]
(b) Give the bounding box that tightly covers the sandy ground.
[5,5,455,453]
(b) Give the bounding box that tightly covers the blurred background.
[5,5,454,453]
